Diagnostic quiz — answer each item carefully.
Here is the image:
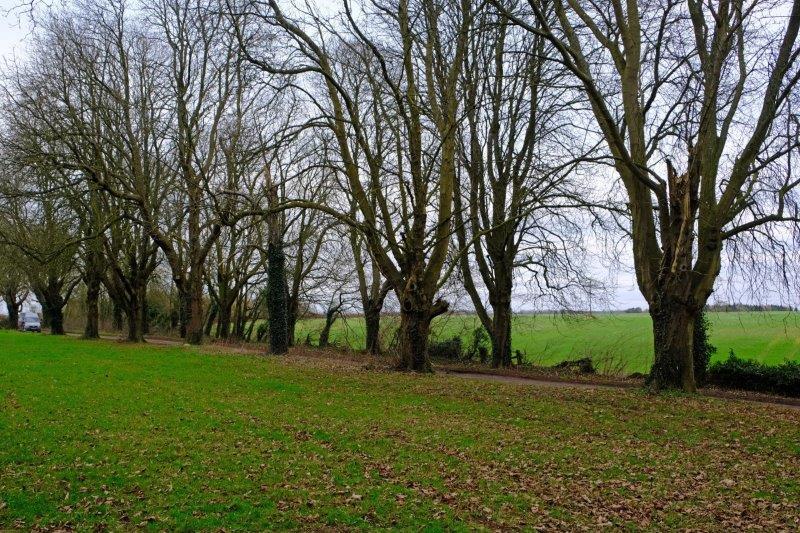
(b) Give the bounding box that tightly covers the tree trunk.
[49,301,65,335]
[126,299,146,343]
[205,303,218,337]
[287,294,298,347]
[185,289,204,344]
[490,299,512,368]
[112,301,124,331]
[125,283,147,342]
[217,301,232,340]
[364,304,381,354]
[318,308,339,348]
[4,292,20,329]
[647,302,697,392]
[83,275,101,339]
[266,242,289,355]
[142,292,149,335]
[398,307,432,372]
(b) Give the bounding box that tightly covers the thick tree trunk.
[364,304,381,354]
[83,276,101,339]
[178,277,204,345]
[267,243,289,355]
[490,299,512,368]
[49,303,65,335]
[217,302,233,340]
[124,283,146,342]
[126,299,146,343]
[647,302,697,392]
[398,307,432,372]
[36,284,66,336]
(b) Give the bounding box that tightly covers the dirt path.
[68,332,800,411]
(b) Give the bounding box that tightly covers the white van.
[18,312,42,332]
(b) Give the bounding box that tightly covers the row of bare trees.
[1,0,799,392]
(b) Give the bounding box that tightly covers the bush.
[464,327,489,361]
[707,352,800,397]
[428,336,463,360]
[693,311,716,386]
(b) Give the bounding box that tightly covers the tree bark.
[490,299,512,368]
[205,303,218,337]
[267,243,289,354]
[126,296,146,343]
[36,284,66,335]
[364,303,381,354]
[83,275,101,339]
[217,300,233,340]
[112,301,124,331]
[647,301,697,392]
[398,306,433,372]
[181,272,205,345]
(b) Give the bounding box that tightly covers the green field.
[1,331,799,529]
[296,311,800,374]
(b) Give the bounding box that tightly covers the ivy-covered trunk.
[266,243,289,355]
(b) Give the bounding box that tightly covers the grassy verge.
[1,331,798,529]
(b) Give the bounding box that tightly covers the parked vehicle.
[18,312,42,332]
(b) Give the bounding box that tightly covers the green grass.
[1,331,799,529]
[296,311,800,374]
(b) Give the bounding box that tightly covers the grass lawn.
[1,331,799,530]
[296,311,800,374]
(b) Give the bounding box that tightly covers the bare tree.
[496,0,800,390]
[455,3,599,367]
[232,0,473,370]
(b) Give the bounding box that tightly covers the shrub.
[707,351,800,397]
[428,336,463,360]
[464,327,489,361]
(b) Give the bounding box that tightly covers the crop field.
[295,311,800,374]
[1,331,798,530]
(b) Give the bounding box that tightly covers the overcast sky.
[0,2,763,313]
